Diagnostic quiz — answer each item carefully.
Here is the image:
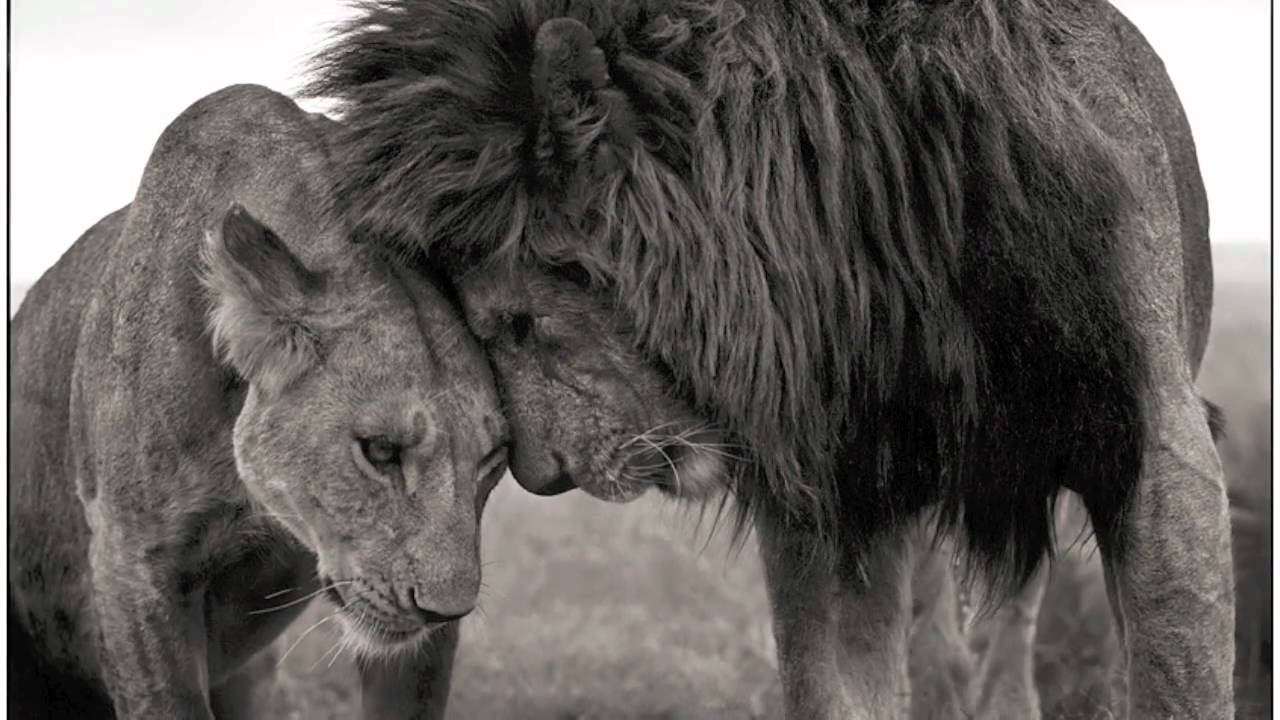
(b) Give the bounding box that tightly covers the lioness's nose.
[407,586,473,625]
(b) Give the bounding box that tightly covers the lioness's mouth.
[359,620,425,646]
[320,577,455,652]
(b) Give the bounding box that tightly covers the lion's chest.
[201,533,318,683]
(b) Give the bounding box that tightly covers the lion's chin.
[664,447,727,498]
[590,441,728,503]
[580,477,650,503]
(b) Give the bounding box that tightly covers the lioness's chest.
[201,531,319,682]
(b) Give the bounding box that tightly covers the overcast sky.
[9,0,1271,283]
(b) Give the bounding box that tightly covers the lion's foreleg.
[358,620,459,720]
[971,565,1047,720]
[907,534,977,720]
[759,518,913,720]
[1096,387,1235,719]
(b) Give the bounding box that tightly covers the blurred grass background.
[10,243,1268,718]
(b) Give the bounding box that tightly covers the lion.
[308,0,1234,717]
[8,84,507,719]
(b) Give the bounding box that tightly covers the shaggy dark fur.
[307,0,1152,592]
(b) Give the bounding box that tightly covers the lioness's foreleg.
[89,534,215,720]
[759,517,913,719]
[209,647,275,719]
[358,621,460,720]
[1094,387,1234,719]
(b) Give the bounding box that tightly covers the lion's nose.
[509,441,577,496]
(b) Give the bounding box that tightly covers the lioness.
[9,85,507,719]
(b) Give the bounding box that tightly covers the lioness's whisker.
[263,586,299,600]
[329,635,352,669]
[312,635,346,672]
[275,599,351,669]
[249,580,353,616]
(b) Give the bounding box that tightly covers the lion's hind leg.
[1092,386,1235,719]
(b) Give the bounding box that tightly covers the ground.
[9,244,1270,719]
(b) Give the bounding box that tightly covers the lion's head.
[203,204,507,655]
[456,261,728,503]
[309,1,1152,585]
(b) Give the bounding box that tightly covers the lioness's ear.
[202,204,324,395]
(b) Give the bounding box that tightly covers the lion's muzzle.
[509,444,578,496]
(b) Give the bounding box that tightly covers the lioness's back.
[10,204,129,574]
[9,205,130,711]
[11,206,128,504]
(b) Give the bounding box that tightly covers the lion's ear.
[202,204,324,396]
[530,17,637,187]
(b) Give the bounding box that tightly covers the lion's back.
[1097,1,1214,373]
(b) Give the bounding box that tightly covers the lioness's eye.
[359,436,401,467]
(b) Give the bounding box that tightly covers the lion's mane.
[308,0,1150,591]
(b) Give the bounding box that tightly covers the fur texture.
[308,0,1152,590]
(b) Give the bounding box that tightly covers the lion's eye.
[508,313,535,344]
[547,261,594,289]
[359,436,401,467]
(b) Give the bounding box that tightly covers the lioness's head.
[203,205,507,654]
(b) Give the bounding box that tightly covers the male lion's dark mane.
[308,0,1151,592]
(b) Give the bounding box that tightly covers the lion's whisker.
[620,421,685,449]
[663,430,749,463]
[637,436,682,495]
